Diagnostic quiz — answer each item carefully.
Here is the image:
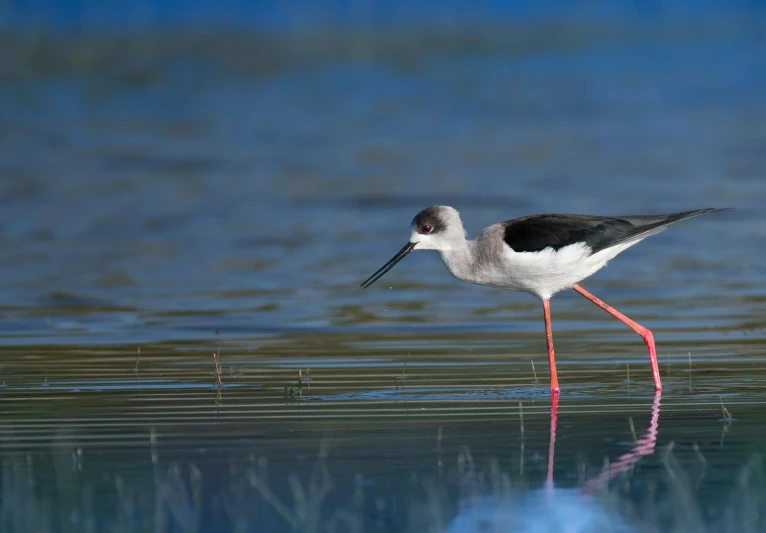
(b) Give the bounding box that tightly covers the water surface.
[1,10,766,532]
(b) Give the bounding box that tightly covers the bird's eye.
[420,225,433,234]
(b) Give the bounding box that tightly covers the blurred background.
[2,2,766,532]
[1,0,764,345]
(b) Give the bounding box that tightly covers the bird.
[360,206,726,395]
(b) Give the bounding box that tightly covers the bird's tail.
[599,208,729,251]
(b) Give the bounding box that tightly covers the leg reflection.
[583,391,662,491]
[546,392,559,488]
[545,391,661,490]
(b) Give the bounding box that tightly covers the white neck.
[436,238,478,282]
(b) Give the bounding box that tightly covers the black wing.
[502,209,723,254]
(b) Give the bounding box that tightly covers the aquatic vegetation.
[2,444,765,533]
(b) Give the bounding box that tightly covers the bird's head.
[407,205,465,250]
[361,206,465,288]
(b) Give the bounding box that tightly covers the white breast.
[477,240,642,300]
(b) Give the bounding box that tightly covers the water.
[2,8,766,533]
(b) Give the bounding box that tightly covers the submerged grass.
[1,340,764,532]
[2,443,765,533]
[530,360,538,384]
[395,354,409,392]
[213,347,223,390]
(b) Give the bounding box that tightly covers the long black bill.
[360,242,417,289]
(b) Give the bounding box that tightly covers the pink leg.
[546,392,559,488]
[542,299,560,395]
[572,284,662,391]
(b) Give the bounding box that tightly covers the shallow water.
[2,8,766,533]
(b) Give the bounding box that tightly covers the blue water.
[1,5,766,532]
[6,0,766,30]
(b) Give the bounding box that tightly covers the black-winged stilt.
[361,206,725,394]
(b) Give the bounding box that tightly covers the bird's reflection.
[546,392,559,488]
[448,391,661,533]
[582,391,661,491]
[544,391,662,491]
